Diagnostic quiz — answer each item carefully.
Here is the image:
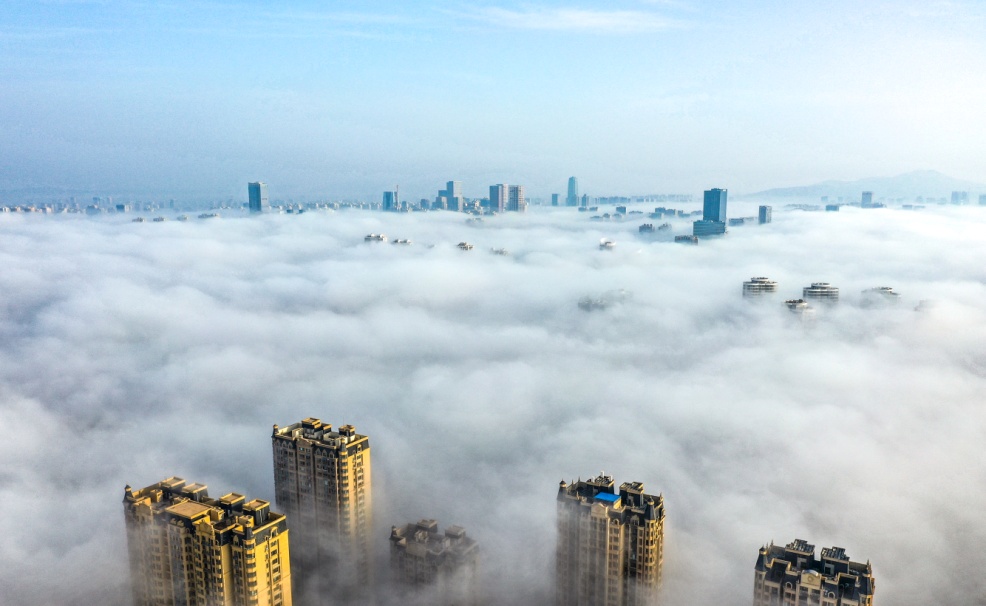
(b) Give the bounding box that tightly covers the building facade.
[754,539,874,606]
[556,474,665,606]
[567,177,580,207]
[123,477,292,606]
[508,185,527,212]
[759,205,772,224]
[390,519,479,605]
[803,283,839,303]
[703,188,728,222]
[248,182,269,213]
[743,277,778,297]
[489,184,507,213]
[271,419,373,599]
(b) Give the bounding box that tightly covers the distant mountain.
[743,170,986,200]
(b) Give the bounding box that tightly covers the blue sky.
[2,1,984,200]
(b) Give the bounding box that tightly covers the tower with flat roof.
[556,473,665,606]
[489,184,507,213]
[123,477,292,606]
[248,182,270,213]
[754,539,874,606]
[272,418,373,600]
[390,519,479,605]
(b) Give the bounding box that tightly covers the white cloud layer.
[0,203,985,605]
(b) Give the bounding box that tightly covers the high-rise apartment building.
[860,191,873,208]
[552,193,560,206]
[754,539,874,606]
[759,205,772,224]
[123,477,292,606]
[489,184,507,213]
[556,473,665,606]
[389,519,479,605]
[272,419,373,599]
[249,182,270,213]
[508,185,527,212]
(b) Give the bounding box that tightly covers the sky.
[2,0,985,200]
[1,203,986,605]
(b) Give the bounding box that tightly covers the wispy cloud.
[459,6,678,33]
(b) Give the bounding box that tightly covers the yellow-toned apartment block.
[556,474,665,606]
[123,477,292,606]
[272,418,372,598]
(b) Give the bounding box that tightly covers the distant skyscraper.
[861,191,873,207]
[567,177,579,207]
[489,184,507,213]
[437,180,465,212]
[272,419,373,600]
[951,191,969,205]
[980,194,986,206]
[248,182,269,213]
[556,473,665,606]
[758,205,772,224]
[703,188,727,222]
[390,519,479,605]
[508,185,527,212]
[123,477,292,606]
[693,188,728,237]
[552,193,560,207]
[383,190,399,212]
[754,540,874,606]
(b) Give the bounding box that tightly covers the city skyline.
[2,2,984,200]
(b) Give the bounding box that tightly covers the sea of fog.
[1,203,985,605]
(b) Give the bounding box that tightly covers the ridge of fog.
[1,204,985,605]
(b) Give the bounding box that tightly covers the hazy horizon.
[2,1,985,200]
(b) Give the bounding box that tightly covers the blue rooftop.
[595,492,620,504]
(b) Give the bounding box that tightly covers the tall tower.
[248,182,270,213]
[703,188,727,222]
[489,184,507,213]
[567,177,579,206]
[123,477,292,606]
[389,519,479,605]
[556,474,665,606]
[754,540,874,606]
[508,185,527,212]
[272,419,373,599]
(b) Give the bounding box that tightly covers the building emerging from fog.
[272,419,373,600]
[743,277,778,297]
[759,205,772,224]
[390,519,479,605]
[567,177,580,207]
[803,282,839,303]
[248,181,269,213]
[508,185,527,212]
[123,477,292,606]
[694,188,728,237]
[556,474,665,606]
[754,539,874,606]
